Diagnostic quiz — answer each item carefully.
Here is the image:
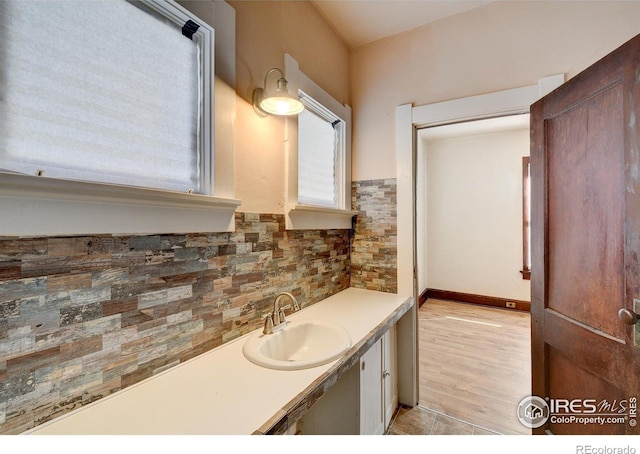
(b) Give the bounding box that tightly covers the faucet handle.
[289,295,301,311]
[262,312,274,334]
[278,304,291,323]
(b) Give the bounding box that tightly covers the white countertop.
[27,288,412,435]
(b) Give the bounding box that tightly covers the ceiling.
[419,114,530,142]
[311,0,494,49]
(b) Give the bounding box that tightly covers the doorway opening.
[414,114,532,434]
[393,74,564,428]
[416,114,531,304]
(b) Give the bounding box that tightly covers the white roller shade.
[0,0,202,193]
[297,102,342,208]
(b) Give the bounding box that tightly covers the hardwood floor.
[418,299,532,435]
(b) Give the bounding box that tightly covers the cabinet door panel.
[360,338,384,435]
[383,327,397,428]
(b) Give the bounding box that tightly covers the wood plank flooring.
[418,299,532,435]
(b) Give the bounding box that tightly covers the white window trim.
[284,54,356,230]
[0,0,239,237]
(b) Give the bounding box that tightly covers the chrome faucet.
[262,292,300,334]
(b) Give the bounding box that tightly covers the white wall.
[183,1,351,215]
[417,119,530,301]
[351,1,640,182]
[228,0,350,214]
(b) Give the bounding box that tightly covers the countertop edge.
[254,294,414,435]
[24,289,414,435]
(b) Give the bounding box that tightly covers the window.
[0,0,239,236]
[284,54,354,230]
[297,92,345,209]
[0,0,210,193]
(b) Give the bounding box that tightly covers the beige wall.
[419,125,530,301]
[179,0,640,205]
[181,1,349,214]
[351,1,640,181]
[228,0,350,213]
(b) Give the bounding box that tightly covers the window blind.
[0,0,202,193]
[297,107,341,208]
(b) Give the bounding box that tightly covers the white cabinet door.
[383,326,397,429]
[359,338,384,435]
[299,326,398,435]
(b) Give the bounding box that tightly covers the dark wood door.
[530,34,640,435]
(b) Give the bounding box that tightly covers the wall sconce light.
[252,68,304,117]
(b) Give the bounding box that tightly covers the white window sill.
[285,204,357,230]
[0,173,241,236]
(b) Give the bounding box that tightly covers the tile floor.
[386,404,500,435]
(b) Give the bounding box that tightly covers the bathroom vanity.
[26,288,413,435]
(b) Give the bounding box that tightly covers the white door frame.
[394,74,564,406]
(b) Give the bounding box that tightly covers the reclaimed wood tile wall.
[0,212,350,434]
[351,179,398,294]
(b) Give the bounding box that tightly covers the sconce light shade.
[253,68,304,117]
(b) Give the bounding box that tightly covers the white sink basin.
[242,320,352,370]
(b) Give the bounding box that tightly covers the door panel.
[546,84,626,341]
[548,346,626,435]
[531,33,640,435]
